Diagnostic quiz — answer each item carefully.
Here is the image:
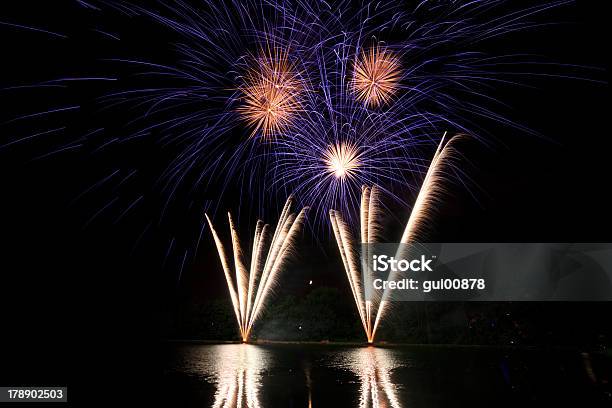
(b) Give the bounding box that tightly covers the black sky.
[0,1,609,403]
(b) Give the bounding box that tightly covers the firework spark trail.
[245,220,266,325]
[248,205,308,335]
[206,197,306,341]
[330,209,368,336]
[228,213,249,329]
[330,185,382,343]
[205,213,242,328]
[331,134,463,342]
[372,133,464,338]
[248,198,294,327]
[400,132,455,244]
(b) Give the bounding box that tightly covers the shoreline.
[161,338,600,352]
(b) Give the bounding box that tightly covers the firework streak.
[206,198,307,341]
[330,134,463,342]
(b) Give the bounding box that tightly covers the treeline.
[162,287,610,348]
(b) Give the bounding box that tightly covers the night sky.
[0,1,610,404]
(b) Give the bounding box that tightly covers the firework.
[272,88,431,226]
[323,142,362,180]
[237,47,304,139]
[329,186,378,343]
[331,134,462,343]
[206,197,307,342]
[352,45,402,108]
[372,133,464,337]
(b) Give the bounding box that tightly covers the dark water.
[162,343,610,407]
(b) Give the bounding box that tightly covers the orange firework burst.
[323,142,361,180]
[237,47,302,138]
[352,45,402,108]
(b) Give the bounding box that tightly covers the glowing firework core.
[238,48,302,138]
[206,198,306,342]
[324,143,361,179]
[352,46,401,108]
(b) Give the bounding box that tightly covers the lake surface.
[162,342,610,407]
